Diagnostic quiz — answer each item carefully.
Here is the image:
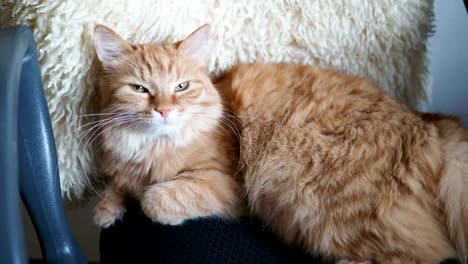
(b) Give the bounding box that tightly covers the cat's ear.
[178,24,211,64]
[94,25,132,65]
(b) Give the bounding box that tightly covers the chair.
[0,25,86,264]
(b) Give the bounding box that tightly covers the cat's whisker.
[82,122,138,164]
[217,116,250,175]
[66,116,134,164]
[64,119,111,154]
[220,116,242,136]
[204,107,259,121]
[77,112,121,117]
[54,115,130,195]
[82,118,137,156]
[189,115,241,147]
[65,112,130,137]
[219,119,242,142]
[189,112,242,140]
[68,113,131,137]
[83,179,105,200]
[73,116,133,151]
[193,110,255,128]
[89,120,152,165]
[188,112,254,168]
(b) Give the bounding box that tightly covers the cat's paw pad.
[93,201,126,228]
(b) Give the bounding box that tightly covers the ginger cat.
[93,24,468,263]
[93,24,241,227]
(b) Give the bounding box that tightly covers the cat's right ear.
[94,25,132,65]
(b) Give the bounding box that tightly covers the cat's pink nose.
[156,108,174,119]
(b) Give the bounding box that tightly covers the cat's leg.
[93,186,126,228]
[141,170,240,225]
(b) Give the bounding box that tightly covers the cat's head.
[94,24,222,147]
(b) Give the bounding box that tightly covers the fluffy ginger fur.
[216,64,468,263]
[93,25,468,263]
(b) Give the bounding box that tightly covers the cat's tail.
[424,114,468,261]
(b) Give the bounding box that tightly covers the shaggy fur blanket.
[0,0,434,199]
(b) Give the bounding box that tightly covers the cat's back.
[221,62,440,215]
[219,64,439,199]
[219,63,418,130]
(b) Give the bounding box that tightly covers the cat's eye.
[174,81,189,92]
[133,85,149,93]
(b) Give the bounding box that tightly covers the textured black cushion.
[100,201,462,264]
[100,201,321,263]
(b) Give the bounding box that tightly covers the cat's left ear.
[178,24,211,64]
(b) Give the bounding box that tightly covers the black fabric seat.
[100,201,321,264]
[100,202,464,264]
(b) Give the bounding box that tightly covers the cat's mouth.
[144,118,179,128]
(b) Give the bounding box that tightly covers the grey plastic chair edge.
[0,25,87,264]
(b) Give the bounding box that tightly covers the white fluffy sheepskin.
[0,0,434,199]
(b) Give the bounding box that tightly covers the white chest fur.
[103,128,156,163]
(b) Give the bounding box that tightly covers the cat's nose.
[155,108,174,119]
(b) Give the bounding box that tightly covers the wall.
[428,0,468,125]
[22,197,100,262]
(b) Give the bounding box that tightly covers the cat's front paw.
[93,199,126,228]
[141,185,187,226]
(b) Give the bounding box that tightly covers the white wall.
[428,0,468,125]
